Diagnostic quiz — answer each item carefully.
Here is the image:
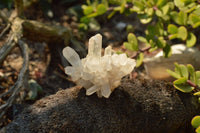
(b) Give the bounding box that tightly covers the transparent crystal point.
[101,83,111,98]
[88,34,102,57]
[63,47,81,66]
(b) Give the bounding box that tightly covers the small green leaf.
[156,10,162,17]
[196,127,200,133]
[187,64,196,83]
[191,116,200,129]
[178,11,187,25]
[163,44,172,58]
[156,0,167,8]
[133,1,145,11]
[186,32,196,47]
[189,14,200,27]
[193,21,200,28]
[157,37,166,48]
[196,71,200,86]
[168,34,178,40]
[177,26,188,40]
[175,63,181,75]
[194,92,200,96]
[193,7,200,16]
[170,11,179,24]
[96,4,107,15]
[161,4,169,15]
[108,10,116,19]
[139,14,152,24]
[179,64,188,78]
[174,77,194,93]
[123,33,139,51]
[166,69,181,79]
[136,53,144,67]
[146,8,154,16]
[168,24,178,34]
[83,6,93,15]
[120,0,126,14]
[174,0,184,8]
[137,36,147,43]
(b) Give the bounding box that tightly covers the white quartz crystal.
[63,34,136,98]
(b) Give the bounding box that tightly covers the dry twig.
[0,39,29,119]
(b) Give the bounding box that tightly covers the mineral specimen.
[63,34,136,98]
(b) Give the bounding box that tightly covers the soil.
[0,1,200,133]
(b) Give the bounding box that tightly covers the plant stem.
[187,80,200,90]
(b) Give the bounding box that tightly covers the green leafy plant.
[80,0,200,67]
[167,63,200,94]
[167,63,200,133]
[192,116,200,133]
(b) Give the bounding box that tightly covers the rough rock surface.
[1,79,200,133]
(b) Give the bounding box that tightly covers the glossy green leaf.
[166,69,181,79]
[187,64,196,83]
[169,34,178,40]
[96,4,107,15]
[139,14,152,24]
[136,53,144,67]
[196,71,200,86]
[168,24,178,34]
[174,0,184,8]
[180,0,193,5]
[146,8,154,16]
[156,10,162,17]
[137,36,147,43]
[191,116,200,128]
[83,6,93,15]
[163,44,172,58]
[196,126,200,133]
[186,32,196,47]
[123,33,139,51]
[177,26,188,40]
[170,11,179,24]
[156,0,167,8]
[133,1,145,11]
[87,12,98,18]
[157,37,166,48]
[174,77,194,93]
[108,10,116,19]
[189,14,200,27]
[178,11,187,25]
[120,0,126,14]
[193,7,200,16]
[175,63,181,76]
[179,64,188,78]
[162,4,169,15]
[193,21,200,28]
[194,92,200,96]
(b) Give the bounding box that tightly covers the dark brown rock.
[1,79,199,133]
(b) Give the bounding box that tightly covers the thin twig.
[131,46,151,59]
[0,11,10,23]
[187,80,200,90]
[0,33,16,66]
[0,23,11,39]
[0,39,29,119]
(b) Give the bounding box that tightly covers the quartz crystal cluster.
[63,34,136,98]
